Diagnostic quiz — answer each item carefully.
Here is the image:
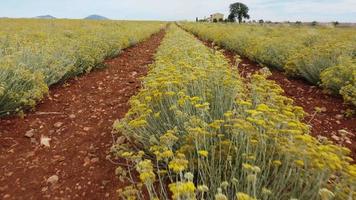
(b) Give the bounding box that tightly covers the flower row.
[112,25,355,200]
[0,19,165,116]
[180,23,356,106]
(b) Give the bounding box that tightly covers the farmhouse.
[210,13,224,22]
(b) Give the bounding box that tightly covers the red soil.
[0,30,165,200]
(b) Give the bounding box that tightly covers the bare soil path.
[0,30,165,200]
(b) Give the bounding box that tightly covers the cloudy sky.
[1,0,355,22]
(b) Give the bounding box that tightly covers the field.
[0,19,165,116]
[180,22,356,106]
[0,20,355,200]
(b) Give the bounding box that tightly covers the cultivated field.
[181,22,356,106]
[113,24,355,200]
[0,19,165,116]
[0,20,355,200]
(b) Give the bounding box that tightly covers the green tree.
[229,2,250,23]
[333,21,339,26]
[228,13,236,22]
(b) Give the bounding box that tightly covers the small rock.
[338,129,350,136]
[54,122,63,128]
[83,157,91,167]
[331,135,340,141]
[30,138,38,145]
[3,194,10,199]
[131,71,138,76]
[5,172,13,177]
[40,135,51,147]
[41,187,48,192]
[83,127,91,131]
[53,155,65,162]
[47,175,59,184]
[335,114,343,120]
[69,114,76,119]
[25,129,35,138]
[320,107,327,112]
[102,180,110,186]
[91,158,99,163]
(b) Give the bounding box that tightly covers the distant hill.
[36,15,56,19]
[84,15,109,20]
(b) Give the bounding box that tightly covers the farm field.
[180,22,356,106]
[0,19,165,116]
[0,20,355,200]
[112,24,356,200]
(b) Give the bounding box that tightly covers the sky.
[0,0,355,22]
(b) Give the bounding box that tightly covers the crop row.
[180,23,356,106]
[0,19,165,116]
[112,25,355,199]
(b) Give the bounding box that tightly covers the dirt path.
[219,47,356,158]
[0,30,165,200]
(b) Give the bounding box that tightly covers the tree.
[229,2,250,23]
[259,19,264,24]
[311,21,317,26]
[333,21,339,26]
[227,13,236,22]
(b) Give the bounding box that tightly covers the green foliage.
[229,2,250,23]
[321,56,356,105]
[0,19,165,116]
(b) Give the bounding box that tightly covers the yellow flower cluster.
[0,18,165,115]
[113,25,356,200]
[169,181,196,200]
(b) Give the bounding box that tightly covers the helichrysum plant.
[0,19,165,116]
[180,22,356,106]
[112,25,356,200]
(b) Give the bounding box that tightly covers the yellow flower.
[294,160,305,167]
[220,181,229,189]
[209,120,224,129]
[139,172,156,184]
[198,150,209,158]
[197,185,209,192]
[215,189,228,200]
[128,119,147,127]
[236,192,256,200]
[136,160,155,184]
[161,150,174,158]
[319,188,335,200]
[169,154,189,173]
[262,187,272,196]
[272,160,282,167]
[169,181,196,200]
